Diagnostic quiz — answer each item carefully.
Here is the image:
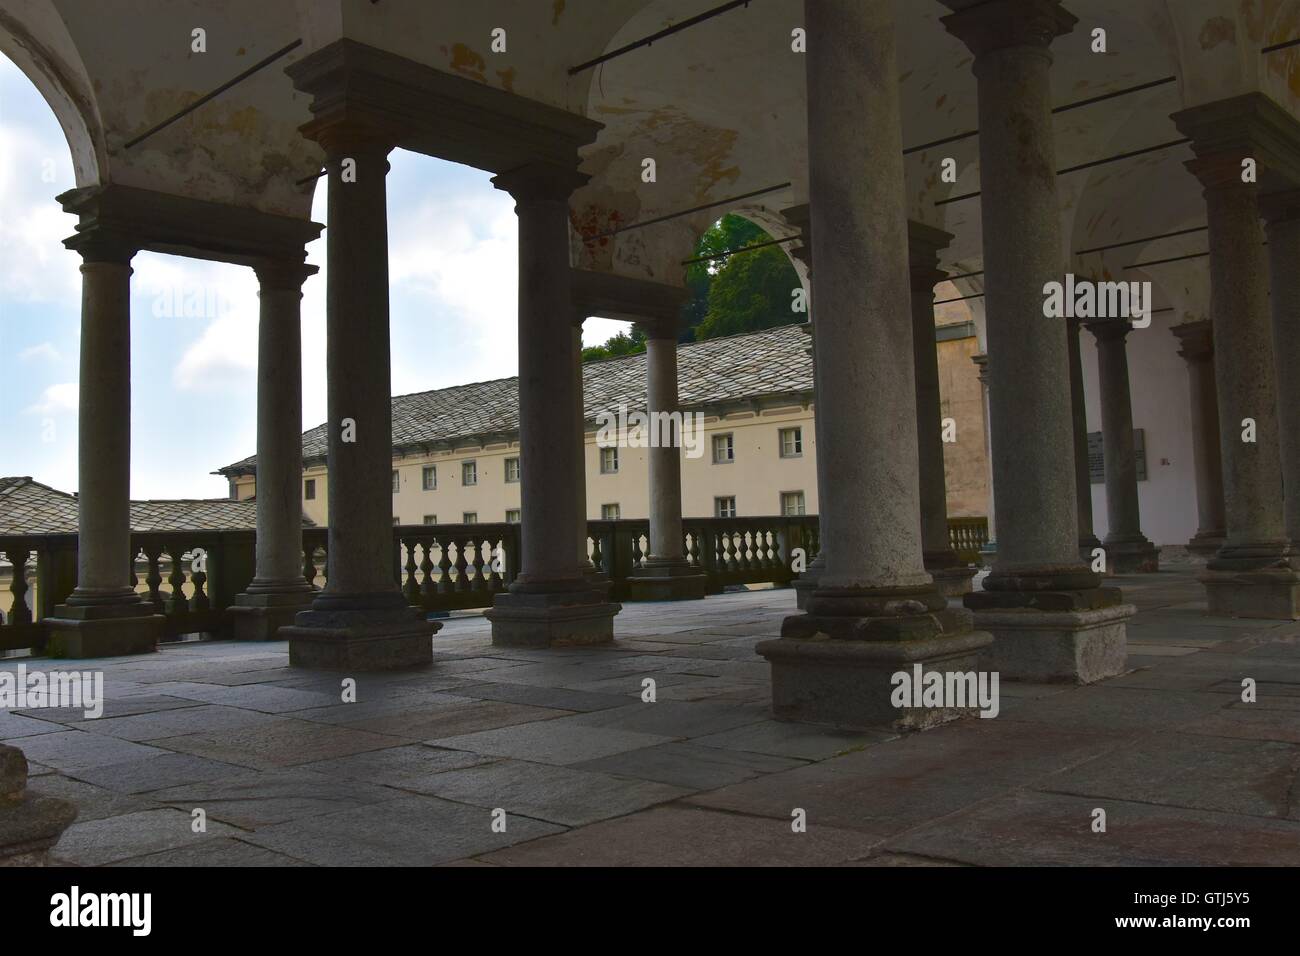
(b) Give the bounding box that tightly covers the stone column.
[1170,321,1226,556]
[629,325,706,600]
[910,221,974,596]
[485,164,620,646]
[758,0,990,730]
[1263,190,1300,553]
[972,352,997,564]
[282,130,437,668]
[784,203,826,610]
[1066,315,1102,561]
[1173,96,1299,618]
[573,317,609,594]
[944,0,1131,683]
[44,231,163,658]
[230,260,318,640]
[1085,319,1160,572]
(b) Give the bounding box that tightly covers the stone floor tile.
[477,805,879,866]
[2,729,171,771]
[690,719,893,761]
[574,741,806,790]
[429,721,673,765]
[414,758,689,825]
[63,751,248,794]
[50,808,243,866]
[241,794,565,866]
[147,718,403,770]
[110,837,311,867]
[148,767,406,827]
[300,744,498,791]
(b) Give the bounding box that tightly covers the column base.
[43,602,164,659]
[978,540,997,568]
[1100,536,1160,573]
[792,563,824,610]
[1187,531,1226,557]
[1078,533,1102,564]
[486,589,621,648]
[626,563,707,601]
[759,613,982,733]
[1199,567,1300,620]
[228,589,315,641]
[924,550,975,596]
[762,597,992,731]
[281,603,439,670]
[971,603,1135,683]
[1,746,77,866]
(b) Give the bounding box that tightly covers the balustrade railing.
[0,515,980,657]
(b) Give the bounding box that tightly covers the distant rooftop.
[219,322,815,477]
[0,477,315,536]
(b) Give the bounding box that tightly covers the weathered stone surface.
[242,794,565,866]
[974,604,1135,683]
[887,790,1300,866]
[147,718,401,770]
[413,759,689,826]
[149,768,404,827]
[574,741,806,790]
[429,721,673,765]
[50,808,240,866]
[63,752,247,795]
[477,805,880,866]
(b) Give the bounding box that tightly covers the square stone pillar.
[1170,321,1226,557]
[229,260,319,640]
[43,218,163,658]
[1172,95,1300,619]
[485,165,621,646]
[759,0,991,731]
[943,0,1133,682]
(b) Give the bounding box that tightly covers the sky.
[0,53,628,499]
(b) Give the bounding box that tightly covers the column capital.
[634,315,679,341]
[971,352,989,387]
[907,220,953,290]
[1170,319,1213,362]
[1173,93,1300,193]
[254,259,318,292]
[492,162,589,203]
[303,116,397,160]
[63,226,138,265]
[941,0,1077,59]
[1084,317,1134,343]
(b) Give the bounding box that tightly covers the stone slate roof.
[220,323,814,476]
[0,477,315,536]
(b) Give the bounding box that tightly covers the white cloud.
[19,342,60,362]
[23,381,78,416]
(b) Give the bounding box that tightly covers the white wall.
[1080,308,1199,547]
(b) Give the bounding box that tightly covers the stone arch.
[0,0,105,187]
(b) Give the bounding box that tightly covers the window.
[712,433,735,464]
[601,503,621,520]
[422,465,437,490]
[781,491,806,516]
[461,461,477,486]
[715,496,736,518]
[423,514,438,525]
[391,470,400,493]
[600,447,619,474]
[304,479,316,501]
[780,427,803,458]
[463,512,478,524]
[506,509,521,524]
[505,457,520,483]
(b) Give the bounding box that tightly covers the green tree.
[581,326,646,363]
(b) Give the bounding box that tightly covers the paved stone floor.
[3,567,1299,866]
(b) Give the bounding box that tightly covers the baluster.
[453,538,470,593]
[720,531,734,571]
[143,545,165,612]
[402,537,419,605]
[437,538,453,594]
[6,550,32,625]
[302,545,318,589]
[419,541,436,607]
[166,544,189,616]
[469,537,488,594]
[589,535,605,575]
[191,543,210,612]
[486,537,504,592]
